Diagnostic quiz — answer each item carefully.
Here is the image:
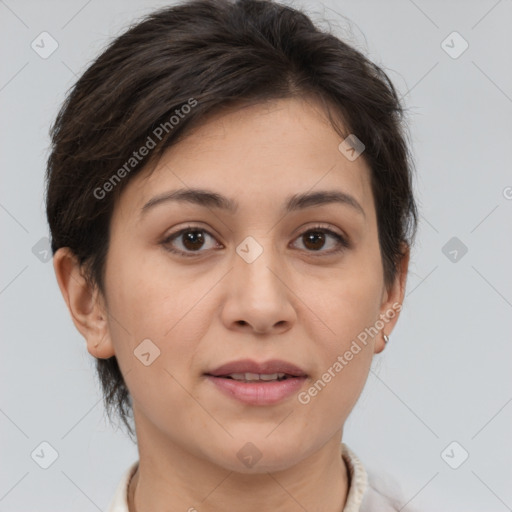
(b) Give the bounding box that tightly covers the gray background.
[1,0,511,510]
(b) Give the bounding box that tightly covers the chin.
[208,436,308,474]
[222,453,304,475]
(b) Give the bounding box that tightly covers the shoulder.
[360,471,403,512]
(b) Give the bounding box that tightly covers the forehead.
[115,97,374,222]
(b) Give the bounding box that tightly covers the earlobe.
[374,331,390,355]
[52,247,115,359]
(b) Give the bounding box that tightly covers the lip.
[206,359,307,377]
[205,375,308,405]
[204,359,308,406]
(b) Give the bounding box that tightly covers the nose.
[220,241,297,335]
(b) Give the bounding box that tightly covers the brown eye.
[293,227,349,255]
[181,229,206,251]
[162,226,220,256]
[302,230,326,250]
[161,224,349,258]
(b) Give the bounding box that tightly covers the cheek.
[301,256,383,344]
[102,256,210,423]
[103,249,216,370]
[301,281,378,422]
[298,248,383,398]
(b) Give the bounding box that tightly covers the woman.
[45,0,418,510]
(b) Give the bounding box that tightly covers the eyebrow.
[140,187,366,218]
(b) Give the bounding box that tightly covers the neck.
[127,425,349,512]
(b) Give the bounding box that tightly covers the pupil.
[304,231,325,250]
[182,230,325,251]
[183,230,204,250]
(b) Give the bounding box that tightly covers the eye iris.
[303,231,325,250]
[183,230,205,250]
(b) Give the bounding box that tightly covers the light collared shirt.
[106,443,402,511]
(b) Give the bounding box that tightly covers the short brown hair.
[45,0,418,438]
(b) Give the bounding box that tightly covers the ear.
[374,243,410,354]
[53,247,115,359]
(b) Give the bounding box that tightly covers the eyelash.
[160,224,350,258]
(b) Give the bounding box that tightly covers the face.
[57,97,407,473]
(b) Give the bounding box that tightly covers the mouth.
[213,372,296,382]
[204,359,308,405]
[205,358,308,378]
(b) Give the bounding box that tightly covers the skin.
[53,97,409,512]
